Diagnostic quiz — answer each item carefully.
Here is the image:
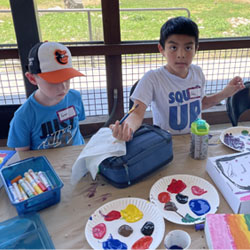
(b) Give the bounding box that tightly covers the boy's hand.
[223,76,245,98]
[109,120,133,141]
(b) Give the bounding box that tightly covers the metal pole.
[87,10,93,41]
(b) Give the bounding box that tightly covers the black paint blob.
[176,193,188,204]
[141,221,154,236]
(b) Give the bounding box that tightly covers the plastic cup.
[164,230,191,250]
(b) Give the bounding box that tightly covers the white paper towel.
[71,127,126,185]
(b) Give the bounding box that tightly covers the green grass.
[0,0,250,44]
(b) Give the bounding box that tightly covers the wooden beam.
[9,0,41,97]
[101,0,123,121]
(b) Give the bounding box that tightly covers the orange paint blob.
[158,192,171,203]
[131,236,153,249]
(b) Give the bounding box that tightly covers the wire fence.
[1,48,250,116]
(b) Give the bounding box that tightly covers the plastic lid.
[0,213,54,249]
[0,150,16,168]
[191,119,210,135]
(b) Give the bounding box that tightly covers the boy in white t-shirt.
[111,16,244,140]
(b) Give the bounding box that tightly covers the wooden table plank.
[0,132,236,249]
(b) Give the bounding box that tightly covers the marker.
[119,104,139,125]
[18,178,35,198]
[18,183,28,200]
[38,171,52,191]
[24,172,43,194]
[11,175,22,184]
[28,169,47,192]
[6,180,19,203]
[12,182,23,201]
[23,178,38,196]
[41,171,54,189]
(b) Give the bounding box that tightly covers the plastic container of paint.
[190,119,210,160]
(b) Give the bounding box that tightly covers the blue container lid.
[0,150,16,169]
[191,118,210,136]
[0,213,54,249]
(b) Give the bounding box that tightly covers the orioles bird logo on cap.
[54,50,68,65]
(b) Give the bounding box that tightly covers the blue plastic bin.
[0,213,55,249]
[0,156,63,215]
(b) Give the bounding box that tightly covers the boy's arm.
[110,100,147,141]
[202,76,244,110]
[15,146,30,151]
[7,115,31,151]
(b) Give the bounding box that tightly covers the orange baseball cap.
[27,41,84,84]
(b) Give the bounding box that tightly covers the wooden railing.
[1,37,250,139]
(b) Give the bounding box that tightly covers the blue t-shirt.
[7,89,85,150]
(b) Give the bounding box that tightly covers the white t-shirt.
[131,64,205,134]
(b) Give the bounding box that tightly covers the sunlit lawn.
[0,0,249,44]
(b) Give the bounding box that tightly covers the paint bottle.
[190,118,210,160]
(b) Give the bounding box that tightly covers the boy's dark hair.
[159,16,199,49]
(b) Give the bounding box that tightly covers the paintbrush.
[119,104,139,125]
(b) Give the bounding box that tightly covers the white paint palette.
[85,197,165,249]
[220,126,250,152]
[150,175,220,225]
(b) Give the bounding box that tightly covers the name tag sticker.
[57,106,77,122]
[188,86,201,99]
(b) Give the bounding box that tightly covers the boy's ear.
[195,44,199,52]
[158,43,165,56]
[25,72,38,86]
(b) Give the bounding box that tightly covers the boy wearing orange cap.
[7,42,85,151]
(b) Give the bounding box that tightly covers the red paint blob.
[92,223,106,239]
[167,179,187,194]
[158,192,171,203]
[191,185,207,196]
[104,210,121,221]
[131,236,153,249]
